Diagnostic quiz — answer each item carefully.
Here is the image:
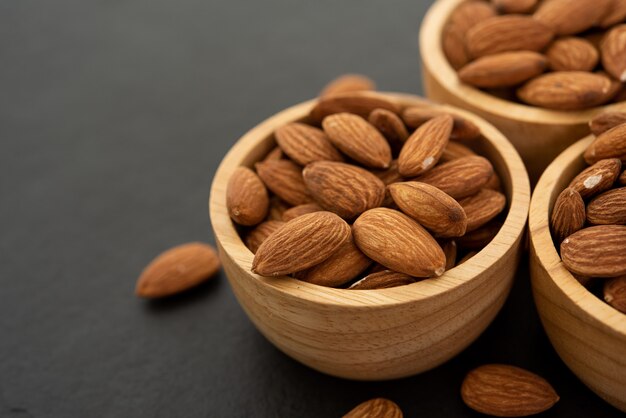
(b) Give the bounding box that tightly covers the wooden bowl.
[209,92,530,380]
[529,136,626,411]
[420,0,626,184]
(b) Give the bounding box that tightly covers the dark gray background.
[0,0,622,417]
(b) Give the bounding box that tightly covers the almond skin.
[226,166,270,226]
[465,15,554,58]
[568,158,622,198]
[349,270,416,290]
[319,74,375,98]
[461,364,559,417]
[282,203,324,222]
[402,107,481,141]
[309,92,400,123]
[604,275,626,313]
[322,113,392,169]
[263,146,283,161]
[441,141,476,162]
[136,242,221,298]
[245,220,285,254]
[274,123,343,166]
[389,181,468,237]
[252,211,350,276]
[255,160,311,206]
[621,170,626,185]
[534,0,613,36]
[600,0,626,28]
[442,240,458,270]
[449,1,497,35]
[546,37,599,72]
[368,108,409,154]
[459,189,507,232]
[398,115,453,177]
[342,398,403,418]
[550,187,586,243]
[459,51,547,88]
[583,123,626,164]
[589,111,626,136]
[517,71,613,110]
[493,0,538,14]
[587,187,626,225]
[412,156,494,199]
[457,220,502,249]
[601,24,626,82]
[443,24,471,70]
[561,225,626,277]
[303,161,385,220]
[353,208,446,278]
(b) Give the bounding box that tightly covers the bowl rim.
[420,0,626,125]
[529,135,626,335]
[209,91,530,308]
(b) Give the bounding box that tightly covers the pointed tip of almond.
[434,267,445,277]
[621,70,626,83]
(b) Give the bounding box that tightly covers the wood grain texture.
[209,93,530,380]
[529,136,626,411]
[420,0,626,184]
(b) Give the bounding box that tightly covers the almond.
[550,187,586,243]
[303,161,385,220]
[457,220,502,249]
[266,196,290,221]
[568,158,622,198]
[459,51,547,88]
[319,74,375,98]
[136,242,221,298]
[604,275,626,313]
[309,92,400,123]
[412,156,494,199]
[349,270,416,290]
[534,0,612,36]
[449,1,497,35]
[601,24,626,82]
[263,146,283,161]
[484,172,503,192]
[353,208,446,278]
[255,160,311,206]
[245,220,285,254]
[274,123,343,166]
[442,240,458,270]
[368,108,409,153]
[493,0,538,14]
[621,169,626,185]
[600,0,626,28]
[342,398,403,418]
[252,211,350,276]
[389,181,468,237]
[402,107,481,141]
[398,115,452,176]
[297,233,371,287]
[461,364,559,417]
[546,37,599,72]
[322,113,392,169]
[443,24,472,70]
[587,187,626,225]
[226,166,270,226]
[441,141,477,162]
[517,71,613,110]
[589,111,626,136]
[561,225,626,277]
[459,189,507,232]
[465,15,554,58]
[583,123,626,164]
[282,203,324,222]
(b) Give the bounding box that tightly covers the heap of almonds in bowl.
[225,80,509,290]
[443,0,626,110]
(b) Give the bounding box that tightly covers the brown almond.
[517,71,613,110]
[604,275,626,313]
[534,0,613,36]
[600,0,626,28]
[309,92,400,123]
[322,113,392,169]
[484,172,503,192]
[282,203,324,222]
[449,1,497,34]
[274,123,343,166]
[466,15,554,58]
[398,115,453,177]
[561,225,626,277]
[459,189,507,232]
[319,74,375,98]
[353,208,446,278]
[550,187,586,243]
[587,187,626,225]
[443,24,472,70]
[263,146,283,161]
[546,37,599,72]
[457,220,502,249]
[245,220,285,254]
[459,51,547,88]
[620,169,626,185]
[297,233,371,288]
[342,398,403,418]
[441,141,477,162]
[601,24,626,82]
[349,270,416,290]
[226,166,270,226]
[493,0,538,14]
[584,123,626,164]
[303,161,385,220]
[252,211,350,276]
[136,242,221,298]
[461,364,559,417]
[402,107,481,141]
[412,156,494,199]
[369,108,409,153]
[589,111,626,136]
[442,240,458,270]
[389,181,468,237]
[568,158,622,198]
[255,160,311,206]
